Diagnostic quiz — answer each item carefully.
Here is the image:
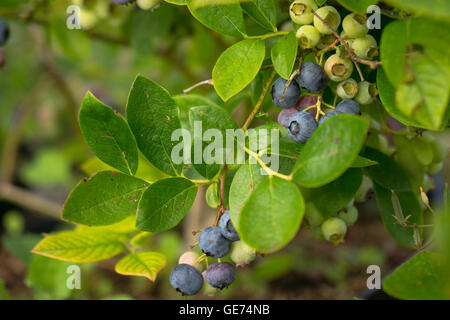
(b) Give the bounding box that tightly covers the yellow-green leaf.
[32,230,128,262]
[115,252,166,281]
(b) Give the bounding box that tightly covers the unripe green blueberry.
[351,34,378,60]
[427,161,444,175]
[342,13,368,39]
[354,81,377,105]
[179,251,203,271]
[230,241,256,266]
[337,206,358,226]
[304,202,324,227]
[422,132,448,164]
[313,6,341,35]
[296,25,321,48]
[289,0,318,25]
[137,0,159,10]
[324,54,353,82]
[321,217,347,244]
[316,34,336,50]
[336,78,358,99]
[354,175,373,203]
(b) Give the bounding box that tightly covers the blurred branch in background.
[0,183,62,220]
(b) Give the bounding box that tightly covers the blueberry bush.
[0,0,449,300]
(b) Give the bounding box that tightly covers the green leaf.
[379,18,450,130]
[303,168,363,218]
[383,251,449,299]
[126,75,183,176]
[173,94,224,130]
[213,39,266,101]
[115,252,166,281]
[362,147,412,192]
[373,183,423,248]
[63,171,148,226]
[32,230,128,262]
[377,68,425,128]
[241,0,277,32]
[188,104,238,179]
[229,162,267,232]
[383,0,450,22]
[336,0,378,14]
[79,92,138,175]
[271,32,298,79]
[351,155,378,168]
[292,114,369,188]
[238,176,305,253]
[136,177,197,232]
[187,0,246,37]
[164,0,187,5]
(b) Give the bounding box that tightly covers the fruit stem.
[243,70,277,130]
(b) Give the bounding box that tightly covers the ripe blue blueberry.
[318,110,341,126]
[204,262,236,290]
[295,62,328,93]
[0,18,10,46]
[218,211,240,242]
[288,111,317,143]
[198,226,231,258]
[335,99,361,115]
[271,77,300,108]
[170,264,203,296]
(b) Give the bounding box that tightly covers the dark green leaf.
[373,183,423,248]
[304,168,363,218]
[336,0,378,14]
[383,0,450,22]
[63,171,148,226]
[292,114,369,188]
[351,155,378,167]
[79,92,138,175]
[136,178,197,232]
[187,0,246,37]
[362,147,412,192]
[126,75,183,176]
[241,0,277,32]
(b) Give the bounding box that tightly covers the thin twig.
[242,70,277,130]
[310,9,382,70]
[0,183,62,220]
[183,79,213,94]
[214,167,227,226]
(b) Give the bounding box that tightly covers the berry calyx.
[295,62,328,93]
[288,111,318,143]
[296,25,321,48]
[321,217,347,244]
[324,54,353,82]
[204,262,236,290]
[336,79,358,99]
[342,13,368,39]
[170,264,204,296]
[313,6,341,35]
[289,0,318,25]
[271,77,301,108]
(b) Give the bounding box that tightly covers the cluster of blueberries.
[0,18,10,68]
[273,1,380,144]
[170,211,256,296]
[273,61,362,143]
